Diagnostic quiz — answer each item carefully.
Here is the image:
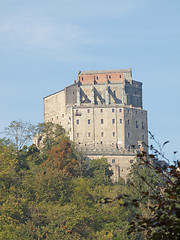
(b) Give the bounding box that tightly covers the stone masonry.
[42,69,148,181]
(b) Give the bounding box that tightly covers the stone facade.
[43,69,148,181]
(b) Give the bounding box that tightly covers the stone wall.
[43,69,148,181]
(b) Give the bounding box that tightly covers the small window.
[113,132,115,137]
[100,141,103,144]
[142,135,144,140]
[87,109,90,113]
[57,116,58,119]
[112,159,115,163]
[128,132,130,138]
[119,109,122,112]
[82,77,83,81]
[62,114,64,117]
[97,76,98,80]
[88,132,91,137]
[119,75,121,78]
[88,119,90,124]
[136,121,138,128]
[77,133,79,137]
[100,109,103,113]
[79,142,81,144]
[130,160,133,164]
[142,122,144,129]
[112,119,115,124]
[101,132,104,137]
[101,119,104,124]
[120,119,122,124]
[127,109,130,114]
[76,119,79,124]
[112,108,114,112]
[127,119,129,125]
[109,75,111,79]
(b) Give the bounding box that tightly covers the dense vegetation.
[0,121,179,239]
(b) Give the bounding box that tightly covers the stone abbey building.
[43,69,148,181]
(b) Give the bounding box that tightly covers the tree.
[2,120,35,151]
[128,149,180,239]
[35,122,65,151]
[42,136,79,177]
[87,158,113,185]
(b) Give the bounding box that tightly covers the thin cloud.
[0,0,148,52]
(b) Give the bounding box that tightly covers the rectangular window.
[77,133,79,137]
[76,119,79,124]
[100,109,103,113]
[127,119,129,125]
[136,121,138,128]
[101,132,104,137]
[119,109,122,112]
[113,132,115,137]
[112,108,114,112]
[88,119,90,124]
[120,119,122,124]
[101,119,104,124]
[142,135,144,140]
[87,109,90,113]
[142,122,144,129]
[128,132,130,137]
[88,132,91,137]
[112,119,115,124]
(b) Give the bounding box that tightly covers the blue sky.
[0,0,180,160]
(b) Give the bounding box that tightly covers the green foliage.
[3,120,35,150]
[4,121,175,239]
[35,122,66,152]
[87,157,113,186]
[128,152,180,240]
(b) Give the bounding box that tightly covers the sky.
[0,0,179,161]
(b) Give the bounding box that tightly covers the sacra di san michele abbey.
[39,69,148,181]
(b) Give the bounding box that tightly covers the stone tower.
[42,69,148,181]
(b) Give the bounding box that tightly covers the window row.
[78,108,123,113]
[76,119,123,124]
[76,132,116,137]
[127,120,145,129]
[76,119,145,128]
[77,132,145,139]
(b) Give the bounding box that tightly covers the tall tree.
[3,120,35,151]
[128,151,180,240]
[35,122,65,151]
